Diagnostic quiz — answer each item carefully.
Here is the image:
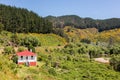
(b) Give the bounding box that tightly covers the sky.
[0,0,120,19]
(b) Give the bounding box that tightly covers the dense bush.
[109,45,120,55]
[11,55,18,64]
[3,46,15,54]
[17,46,27,52]
[48,68,57,76]
[110,55,120,71]
[21,36,41,47]
[10,33,20,46]
[81,38,91,44]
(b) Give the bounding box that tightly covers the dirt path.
[94,58,110,63]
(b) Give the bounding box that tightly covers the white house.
[17,50,37,66]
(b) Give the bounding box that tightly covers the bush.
[3,46,15,54]
[48,68,57,76]
[28,45,35,52]
[21,36,41,47]
[110,55,120,71]
[78,46,88,54]
[11,55,18,63]
[17,46,26,52]
[109,45,120,55]
[81,38,91,44]
[64,43,76,48]
[37,52,47,61]
[11,33,20,46]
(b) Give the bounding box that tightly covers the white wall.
[18,56,37,62]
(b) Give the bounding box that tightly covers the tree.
[0,4,53,33]
[45,15,120,32]
[0,23,4,32]
[108,37,114,48]
[28,45,35,53]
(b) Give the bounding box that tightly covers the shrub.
[48,68,57,76]
[21,36,41,47]
[17,46,26,52]
[11,55,18,63]
[109,45,120,55]
[11,33,20,46]
[3,46,15,54]
[37,52,47,61]
[81,38,91,44]
[64,43,76,48]
[28,45,35,52]
[110,55,120,71]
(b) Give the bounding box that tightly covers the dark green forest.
[45,15,120,31]
[1,4,120,33]
[0,4,53,33]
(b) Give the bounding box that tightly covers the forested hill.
[45,15,120,31]
[1,4,120,33]
[0,4,53,33]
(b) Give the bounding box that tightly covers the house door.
[26,61,29,66]
[26,56,29,66]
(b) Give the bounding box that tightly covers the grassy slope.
[96,29,120,43]
[64,26,120,43]
[0,32,66,80]
[17,62,56,80]
[0,31,66,47]
[18,33,66,46]
[0,28,120,79]
[40,52,120,80]
[0,55,19,80]
[64,26,98,42]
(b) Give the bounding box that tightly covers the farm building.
[17,50,37,66]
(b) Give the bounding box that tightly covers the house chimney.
[30,49,32,52]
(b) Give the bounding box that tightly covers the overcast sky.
[0,0,120,19]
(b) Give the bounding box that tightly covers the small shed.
[17,50,37,66]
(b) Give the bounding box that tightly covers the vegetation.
[0,4,53,33]
[45,15,120,31]
[0,31,66,47]
[110,54,120,71]
[0,54,18,80]
[0,28,120,80]
[0,4,120,80]
[3,46,15,55]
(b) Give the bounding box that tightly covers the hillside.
[1,40,120,80]
[1,4,120,33]
[45,15,120,31]
[63,26,120,44]
[0,4,53,33]
[0,31,66,47]
[18,33,66,46]
[97,28,120,43]
[0,29,120,80]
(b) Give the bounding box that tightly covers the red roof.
[17,50,36,56]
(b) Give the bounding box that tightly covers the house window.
[21,56,23,60]
[31,56,33,60]
[26,56,28,60]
